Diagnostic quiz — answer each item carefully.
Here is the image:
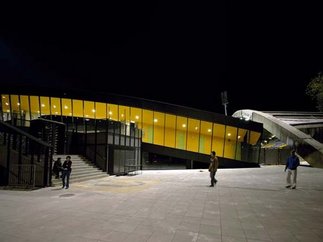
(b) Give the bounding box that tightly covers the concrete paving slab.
[1,166,323,242]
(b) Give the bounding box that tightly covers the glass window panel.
[20,95,30,121]
[130,107,142,129]
[73,115,84,132]
[119,105,130,123]
[10,95,25,122]
[224,126,237,159]
[165,114,176,148]
[125,136,131,146]
[96,119,107,132]
[62,98,72,117]
[238,128,247,142]
[30,96,40,119]
[153,111,165,146]
[96,102,106,119]
[249,131,261,145]
[84,101,95,119]
[142,109,153,143]
[107,103,118,121]
[176,116,187,150]
[72,99,83,118]
[40,96,50,116]
[51,97,61,116]
[135,128,142,139]
[236,128,247,160]
[10,95,20,113]
[235,142,242,160]
[114,122,121,145]
[120,122,126,136]
[1,94,10,114]
[212,123,225,157]
[199,121,213,154]
[130,137,134,147]
[187,118,200,152]
[108,132,113,144]
[120,133,125,145]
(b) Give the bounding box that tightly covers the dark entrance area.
[142,153,187,170]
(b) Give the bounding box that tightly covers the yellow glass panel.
[130,107,142,129]
[96,102,106,119]
[62,98,72,116]
[40,96,50,115]
[199,121,213,154]
[224,126,237,159]
[212,123,225,157]
[1,94,10,113]
[249,131,261,145]
[51,97,61,116]
[84,101,95,119]
[187,118,200,152]
[176,116,187,150]
[236,128,247,160]
[107,104,118,121]
[119,105,130,123]
[73,99,83,118]
[142,109,153,143]
[30,96,40,119]
[165,114,176,148]
[20,95,30,120]
[238,128,247,142]
[10,95,20,113]
[153,112,165,146]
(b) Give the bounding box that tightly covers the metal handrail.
[0,120,51,147]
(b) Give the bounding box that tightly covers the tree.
[306,72,323,111]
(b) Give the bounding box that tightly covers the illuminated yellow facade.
[1,94,261,161]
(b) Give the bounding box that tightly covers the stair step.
[70,169,103,176]
[51,154,108,186]
[52,174,108,186]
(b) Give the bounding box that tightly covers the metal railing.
[9,164,36,188]
[0,120,53,188]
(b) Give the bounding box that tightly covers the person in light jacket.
[285,150,300,189]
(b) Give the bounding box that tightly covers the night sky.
[1,2,322,114]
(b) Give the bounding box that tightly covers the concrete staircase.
[51,154,108,187]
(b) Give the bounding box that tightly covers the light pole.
[221,91,228,116]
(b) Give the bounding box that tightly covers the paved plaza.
[1,165,323,242]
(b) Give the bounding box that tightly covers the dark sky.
[1,2,322,114]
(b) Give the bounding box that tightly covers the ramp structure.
[233,110,323,168]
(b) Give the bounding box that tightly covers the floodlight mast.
[221,91,229,116]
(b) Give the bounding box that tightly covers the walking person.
[209,151,219,187]
[52,157,62,179]
[61,155,72,189]
[285,150,300,189]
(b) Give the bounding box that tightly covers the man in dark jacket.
[61,155,72,189]
[52,157,62,179]
[209,151,219,187]
[285,150,300,189]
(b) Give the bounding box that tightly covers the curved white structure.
[233,110,323,168]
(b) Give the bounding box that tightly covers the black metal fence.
[0,120,53,188]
